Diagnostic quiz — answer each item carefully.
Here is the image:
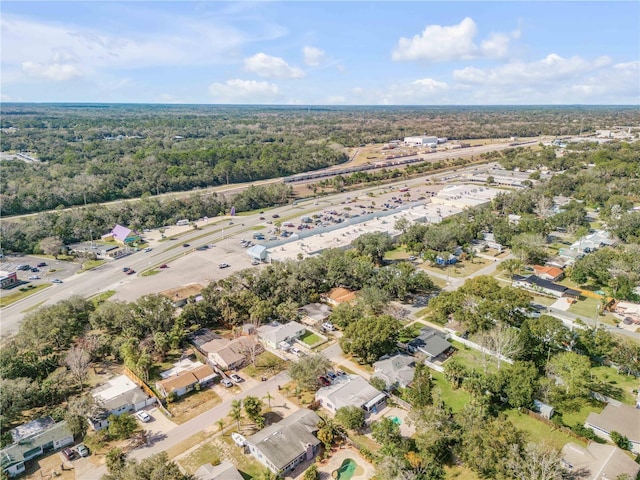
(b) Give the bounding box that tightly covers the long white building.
[404,136,438,146]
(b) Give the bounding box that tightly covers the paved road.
[82,370,291,479]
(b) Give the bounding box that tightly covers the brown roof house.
[195,461,244,480]
[585,403,640,454]
[562,442,640,480]
[155,360,217,398]
[533,265,565,282]
[322,287,357,306]
[199,336,261,371]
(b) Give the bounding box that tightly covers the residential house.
[562,442,640,480]
[298,303,332,328]
[188,328,221,350]
[199,336,261,370]
[322,287,357,306]
[89,375,154,430]
[545,256,572,270]
[373,354,415,390]
[612,301,640,323]
[195,461,244,480]
[155,361,217,398]
[512,275,581,299]
[585,403,640,454]
[246,409,321,475]
[257,321,306,349]
[533,265,565,282]
[1,418,74,477]
[406,327,453,361]
[315,375,386,414]
[160,283,203,308]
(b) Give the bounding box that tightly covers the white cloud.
[453,54,613,86]
[303,46,326,66]
[392,17,519,62]
[21,61,83,81]
[208,79,281,103]
[244,53,305,79]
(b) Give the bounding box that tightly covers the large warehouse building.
[404,136,438,146]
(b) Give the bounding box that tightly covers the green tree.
[371,417,405,456]
[610,431,632,450]
[102,452,192,480]
[106,448,127,474]
[243,396,264,426]
[405,363,433,408]
[352,232,394,265]
[288,354,331,390]
[335,406,365,432]
[230,400,243,430]
[302,464,318,480]
[340,315,401,364]
[546,351,591,397]
[107,413,138,440]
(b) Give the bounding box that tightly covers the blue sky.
[2,1,639,104]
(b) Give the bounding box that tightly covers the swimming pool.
[334,458,357,480]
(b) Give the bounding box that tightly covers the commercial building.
[0,271,18,289]
[404,136,438,146]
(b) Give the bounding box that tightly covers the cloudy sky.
[2,1,639,104]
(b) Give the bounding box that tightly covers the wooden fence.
[523,408,590,443]
[123,366,173,418]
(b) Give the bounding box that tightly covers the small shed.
[247,245,268,261]
[533,399,554,419]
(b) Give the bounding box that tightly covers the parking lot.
[0,255,82,293]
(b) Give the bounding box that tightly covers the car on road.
[220,378,233,388]
[271,214,280,218]
[62,448,76,461]
[317,376,331,387]
[76,444,90,457]
[52,279,63,284]
[195,245,208,251]
[218,263,230,269]
[183,243,190,248]
[144,247,153,252]
[259,216,265,220]
[126,269,136,275]
[123,267,130,272]
[28,275,41,280]
[229,373,243,383]
[135,411,152,423]
[159,264,169,269]
[36,262,47,267]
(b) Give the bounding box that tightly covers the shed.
[247,245,268,261]
[533,399,554,419]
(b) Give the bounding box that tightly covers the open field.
[420,257,492,278]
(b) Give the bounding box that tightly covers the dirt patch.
[23,452,75,480]
[166,389,222,424]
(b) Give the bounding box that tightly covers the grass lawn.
[166,389,222,425]
[589,365,638,405]
[299,330,322,346]
[141,269,161,276]
[568,298,618,325]
[445,465,481,480]
[429,276,448,289]
[79,259,107,271]
[531,295,558,307]
[384,246,410,260]
[215,435,265,479]
[431,371,470,414]
[90,290,116,307]
[178,440,221,474]
[554,396,605,427]
[166,431,209,460]
[504,409,586,450]
[243,351,288,379]
[399,323,423,343]
[420,258,491,279]
[248,225,266,231]
[450,340,497,374]
[0,284,50,307]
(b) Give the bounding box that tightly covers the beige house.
[200,336,261,370]
[322,287,356,306]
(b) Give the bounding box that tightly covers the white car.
[290,347,302,356]
[28,275,41,280]
[229,373,243,383]
[135,411,151,423]
[220,378,233,388]
[321,322,335,332]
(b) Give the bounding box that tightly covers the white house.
[89,374,155,430]
[315,375,386,414]
[585,403,640,454]
[257,321,306,349]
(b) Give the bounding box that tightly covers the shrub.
[611,431,632,450]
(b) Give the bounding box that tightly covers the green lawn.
[0,284,51,307]
[384,246,410,260]
[243,351,288,379]
[299,330,322,346]
[180,441,221,474]
[420,257,492,279]
[445,465,481,480]
[141,269,161,276]
[90,290,116,307]
[568,298,618,325]
[504,409,586,450]
[553,397,605,427]
[431,371,471,414]
[589,365,638,405]
[79,259,107,271]
[450,340,498,374]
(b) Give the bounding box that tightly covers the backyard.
[299,330,323,346]
[243,351,288,379]
[504,409,586,451]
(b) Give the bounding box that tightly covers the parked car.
[182,243,190,248]
[76,444,90,457]
[196,245,208,251]
[229,373,243,383]
[31,268,39,272]
[52,279,63,284]
[135,411,152,423]
[28,275,41,280]
[159,264,169,269]
[62,448,76,461]
[218,263,230,269]
[251,260,260,266]
[36,262,47,267]
[317,376,331,387]
[290,347,302,356]
[321,322,335,332]
[326,371,337,380]
[335,369,346,376]
[220,378,233,388]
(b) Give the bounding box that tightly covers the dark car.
[123,267,130,272]
[62,448,76,461]
[31,268,39,272]
[183,243,190,248]
[272,214,280,219]
[159,264,169,269]
[317,376,331,387]
[126,269,136,275]
[36,262,47,267]
[326,371,337,380]
[195,245,208,251]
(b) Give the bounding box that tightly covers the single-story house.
[406,327,452,361]
[102,224,140,245]
[585,403,640,454]
[89,374,155,430]
[612,301,640,322]
[0,271,18,289]
[558,247,584,263]
[315,375,386,414]
[512,275,581,299]
[188,328,221,350]
[1,418,74,477]
[246,408,321,475]
[195,461,244,480]
[443,319,468,338]
[545,256,572,269]
[533,265,565,282]
[156,363,217,398]
[247,245,268,262]
[298,303,332,327]
[561,442,640,480]
[257,321,306,349]
[322,287,357,306]
[160,283,204,308]
[373,354,415,390]
[199,336,261,370]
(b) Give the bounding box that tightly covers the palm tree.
[263,392,274,410]
[230,400,243,431]
[216,419,225,433]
